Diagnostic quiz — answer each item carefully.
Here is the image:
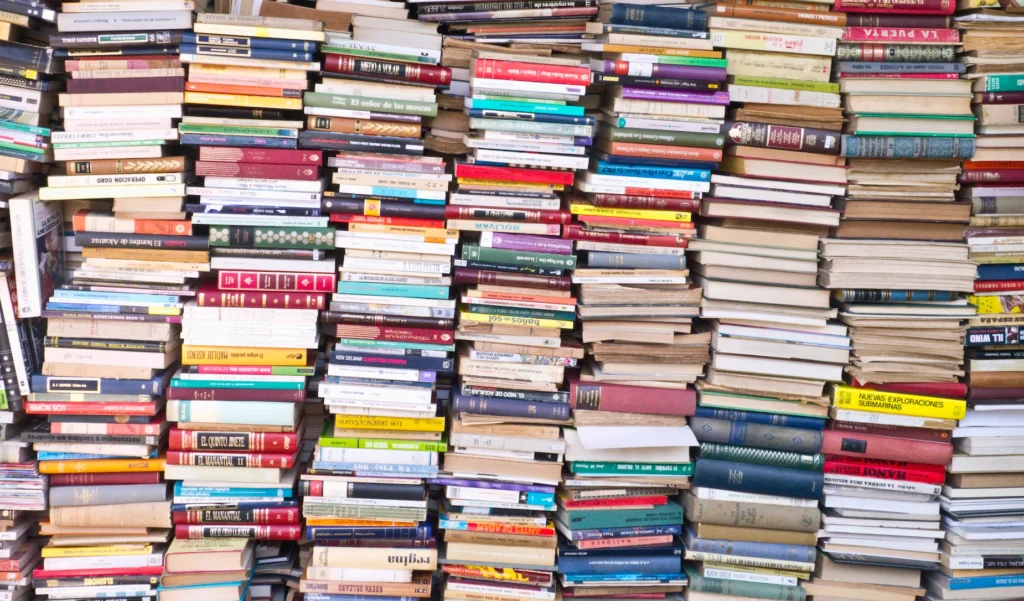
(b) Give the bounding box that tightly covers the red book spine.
[569,378,696,415]
[445,206,572,225]
[332,325,455,344]
[961,169,1024,183]
[453,267,571,291]
[442,564,552,585]
[828,421,952,443]
[172,507,299,524]
[473,58,591,85]
[978,91,1024,104]
[833,0,954,14]
[49,472,162,486]
[323,54,452,85]
[563,224,689,248]
[848,378,967,399]
[965,161,1024,170]
[455,164,575,186]
[823,456,946,484]
[0,550,32,571]
[196,286,325,310]
[174,523,302,540]
[166,387,304,401]
[25,402,157,415]
[329,214,446,229]
[840,27,958,42]
[169,428,298,452]
[198,146,324,165]
[49,420,167,436]
[194,161,320,181]
[975,280,1024,293]
[820,429,953,465]
[33,566,164,578]
[303,479,323,496]
[166,450,296,468]
[590,195,701,211]
[217,270,336,292]
[561,495,668,509]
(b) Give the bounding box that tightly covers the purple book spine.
[427,477,556,494]
[621,88,731,105]
[599,60,727,82]
[486,232,575,255]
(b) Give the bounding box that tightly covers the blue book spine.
[38,452,138,460]
[179,133,297,149]
[559,555,682,575]
[841,135,974,159]
[184,31,317,51]
[692,459,824,500]
[306,525,432,540]
[53,289,180,304]
[468,99,586,116]
[46,302,146,313]
[949,575,1024,590]
[595,150,718,170]
[171,500,298,511]
[335,282,450,300]
[452,394,571,420]
[978,264,1024,281]
[572,524,682,541]
[175,482,292,498]
[592,23,709,38]
[836,61,965,74]
[693,407,826,431]
[526,492,556,505]
[587,252,686,270]
[467,108,595,125]
[562,573,685,584]
[594,161,711,181]
[329,351,454,372]
[32,373,166,395]
[686,533,815,563]
[609,4,707,30]
[180,43,313,62]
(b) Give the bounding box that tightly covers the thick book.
[569,377,695,415]
[690,417,823,453]
[692,458,823,500]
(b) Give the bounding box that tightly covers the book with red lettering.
[445,207,572,225]
[563,225,690,248]
[840,27,958,43]
[330,325,455,345]
[174,524,302,540]
[166,451,297,468]
[173,507,299,524]
[194,161,321,181]
[25,401,160,415]
[589,194,701,210]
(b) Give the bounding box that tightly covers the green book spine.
[563,502,684,530]
[0,120,50,136]
[319,437,447,452]
[303,91,437,117]
[607,127,725,149]
[654,56,729,68]
[208,226,335,249]
[464,303,575,322]
[730,75,839,94]
[53,140,163,149]
[699,442,824,471]
[686,569,806,601]
[986,74,1024,92]
[178,124,298,137]
[570,461,695,476]
[170,378,304,390]
[321,46,437,64]
[461,245,578,269]
[0,139,44,154]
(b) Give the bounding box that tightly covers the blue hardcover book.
[38,451,151,460]
[184,32,317,51]
[591,23,709,38]
[594,161,711,181]
[570,524,683,541]
[978,264,1024,281]
[559,555,682,575]
[335,282,450,300]
[53,289,181,304]
[609,4,707,30]
[587,252,686,270]
[329,351,454,373]
[693,407,826,431]
[693,459,824,500]
[32,372,169,395]
[452,394,571,420]
[684,528,815,563]
[179,133,297,149]
[836,62,965,74]
[171,500,298,512]
[467,108,595,125]
[180,43,313,62]
[306,524,433,540]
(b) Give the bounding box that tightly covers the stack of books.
[814,384,965,601]
[835,6,972,239]
[0,508,39,601]
[413,0,598,45]
[33,457,170,601]
[158,538,255,601]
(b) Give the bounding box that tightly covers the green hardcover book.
[461,245,577,269]
[698,442,824,471]
[304,91,437,117]
[569,461,695,476]
[321,46,437,65]
[177,124,298,138]
[463,303,576,322]
[208,226,335,249]
[729,75,839,94]
[53,140,164,149]
[982,74,1024,92]
[319,436,447,452]
[169,377,305,390]
[560,501,684,530]
[685,566,805,601]
[604,125,725,149]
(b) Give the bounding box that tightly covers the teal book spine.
[465,304,575,322]
[467,99,585,116]
[563,502,683,530]
[462,245,578,269]
[335,282,451,300]
[169,378,304,391]
[985,74,1024,92]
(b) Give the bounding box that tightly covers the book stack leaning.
[812,385,966,601]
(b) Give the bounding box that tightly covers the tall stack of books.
[158,538,256,601]
[813,385,966,601]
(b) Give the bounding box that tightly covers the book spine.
[845,13,950,25]
[166,387,304,401]
[558,555,681,575]
[690,417,824,453]
[822,457,946,484]
[820,430,953,465]
[75,232,209,250]
[323,55,451,85]
[445,206,571,225]
[44,337,167,352]
[217,270,335,292]
[692,406,824,430]
[698,442,824,471]
[841,135,974,158]
[610,4,707,29]
[567,506,683,529]
[49,472,161,486]
[833,0,954,12]
[49,483,168,507]
[474,59,591,85]
[66,76,183,94]
[832,385,966,419]
[452,394,571,420]
[723,121,841,155]
[196,289,324,310]
[686,537,815,563]
[173,507,299,524]
[453,267,572,291]
[688,573,807,600]
[841,26,958,42]
[836,43,957,62]
[166,451,295,468]
[307,116,421,138]
[692,459,823,499]
[563,224,689,247]
[193,161,319,180]
[569,379,695,415]
[168,429,297,452]
[462,245,577,269]
[174,524,301,540]
[306,525,432,540]
[683,495,820,532]
[322,312,453,330]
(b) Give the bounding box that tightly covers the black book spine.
[320,197,446,220]
[349,482,427,501]
[298,130,425,156]
[185,106,284,120]
[461,384,568,403]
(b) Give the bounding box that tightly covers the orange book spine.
[715,3,846,24]
[73,211,192,236]
[608,141,724,162]
[305,519,420,527]
[185,81,301,98]
[964,160,1024,170]
[306,116,421,138]
[39,458,166,474]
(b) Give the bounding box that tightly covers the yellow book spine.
[183,91,303,110]
[599,44,723,59]
[458,312,573,330]
[570,204,692,223]
[193,22,326,42]
[41,544,152,558]
[831,385,967,420]
[334,415,446,433]
[39,458,166,474]
[967,295,1021,315]
[182,345,308,366]
[305,518,421,526]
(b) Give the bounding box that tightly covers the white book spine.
[53,146,165,161]
[692,487,818,507]
[335,234,454,255]
[832,408,946,429]
[616,116,721,134]
[465,138,586,156]
[51,129,179,143]
[472,148,589,169]
[202,176,323,193]
[190,187,320,202]
[703,567,797,586]
[584,173,711,193]
[317,382,432,404]
[315,81,434,103]
[191,214,329,228]
[326,364,428,382]
[0,275,29,394]
[575,241,686,256]
[726,84,840,108]
[61,105,182,120]
[305,567,413,582]
[48,172,184,188]
[317,446,436,466]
